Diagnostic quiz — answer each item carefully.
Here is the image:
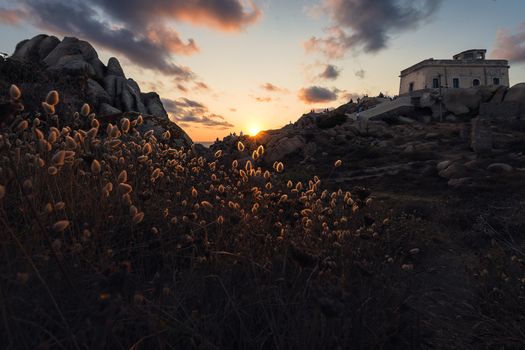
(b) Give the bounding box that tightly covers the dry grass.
[2,86,523,349]
[0,87,421,349]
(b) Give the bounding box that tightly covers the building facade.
[399,49,509,95]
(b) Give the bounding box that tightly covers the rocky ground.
[208,96,525,348]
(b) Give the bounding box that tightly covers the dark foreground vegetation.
[0,86,524,350]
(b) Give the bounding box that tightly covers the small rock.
[425,132,440,140]
[398,116,415,124]
[487,163,513,172]
[448,177,472,187]
[439,163,468,179]
[436,160,452,171]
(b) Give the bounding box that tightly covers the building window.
[453,78,459,88]
[493,77,500,85]
[432,78,439,88]
[409,82,414,92]
[473,79,480,87]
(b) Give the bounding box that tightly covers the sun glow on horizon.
[248,124,261,136]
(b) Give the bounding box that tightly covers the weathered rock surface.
[266,135,305,163]
[504,83,525,103]
[487,163,513,172]
[142,92,168,119]
[5,34,192,146]
[86,79,112,106]
[107,57,125,77]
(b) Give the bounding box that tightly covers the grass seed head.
[16,120,28,132]
[118,183,132,195]
[52,220,70,232]
[45,90,59,106]
[41,102,55,115]
[91,159,101,174]
[9,84,21,100]
[80,103,91,117]
[237,141,245,152]
[118,170,128,183]
[132,212,144,224]
[47,166,58,176]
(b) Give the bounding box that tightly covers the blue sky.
[1,0,525,141]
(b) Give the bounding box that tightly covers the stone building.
[399,49,509,95]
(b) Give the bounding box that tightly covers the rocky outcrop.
[10,35,169,119]
[265,135,305,163]
[418,85,510,118]
[12,34,59,62]
[142,92,168,119]
[8,34,192,146]
[107,57,125,77]
[504,83,525,103]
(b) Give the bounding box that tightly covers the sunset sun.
[248,124,261,136]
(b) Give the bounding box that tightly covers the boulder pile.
[3,34,192,146]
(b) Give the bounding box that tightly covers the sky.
[1,0,525,141]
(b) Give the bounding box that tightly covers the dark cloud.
[340,91,363,102]
[260,82,287,92]
[298,86,338,104]
[163,97,234,129]
[181,98,206,108]
[194,81,210,90]
[254,96,272,102]
[305,0,442,58]
[174,114,234,129]
[319,64,340,80]
[176,84,188,93]
[354,69,365,79]
[1,0,260,77]
[490,23,525,62]
[89,0,260,31]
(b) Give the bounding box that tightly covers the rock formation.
[4,34,191,146]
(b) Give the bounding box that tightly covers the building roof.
[400,58,509,77]
[453,49,486,60]
[400,49,510,77]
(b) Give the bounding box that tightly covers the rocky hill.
[0,34,191,146]
[212,87,525,193]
